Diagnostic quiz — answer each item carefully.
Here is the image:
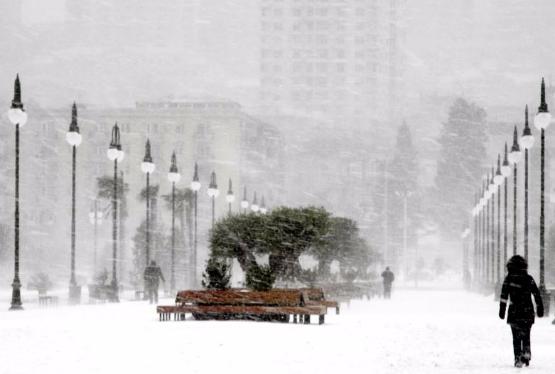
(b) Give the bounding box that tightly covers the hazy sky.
[3,0,555,115]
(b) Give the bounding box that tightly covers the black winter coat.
[381,270,395,285]
[499,272,543,325]
[144,265,165,288]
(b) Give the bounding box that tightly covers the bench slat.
[158,304,326,316]
[176,290,303,307]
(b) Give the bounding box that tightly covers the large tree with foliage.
[210,207,330,283]
[210,213,267,273]
[209,206,379,287]
[264,206,330,280]
[311,217,360,278]
[435,98,487,239]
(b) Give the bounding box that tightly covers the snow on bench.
[157,289,337,325]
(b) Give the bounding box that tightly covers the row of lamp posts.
[470,78,552,316]
[7,74,270,309]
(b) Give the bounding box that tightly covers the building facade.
[259,0,405,129]
[0,100,283,290]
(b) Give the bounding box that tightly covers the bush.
[246,265,276,291]
[202,257,231,290]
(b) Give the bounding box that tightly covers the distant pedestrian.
[499,255,543,368]
[144,260,165,304]
[381,267,395,299]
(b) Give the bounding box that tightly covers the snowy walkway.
[2,289,555,374]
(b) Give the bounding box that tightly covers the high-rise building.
[259,0,406,130]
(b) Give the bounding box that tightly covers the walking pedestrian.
[499,255,543,368]
[381,267,395,299]
[144,260,165,304]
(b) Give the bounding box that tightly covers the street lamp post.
[66,103,83,304]
[485,175,490,287]
[106,123,124,302]
[533,78,552,317]
[168,152,181,294]
[481,180,487,285]
[494,156,505,297]
[207,172,219,228]
[8,74,27,311]
[462,225,471,289]
[489,168,496,287]
[190,163,201,287]
[508,127,522,256]
[260,196,268,214]
[226,179,235,215]
[89,200,103,276]
[472,192,480,288]
[501,143,512,271]
[241,186,249,213]
[521,105,535,261]
[251,192,259,213]
[141,140,155,267]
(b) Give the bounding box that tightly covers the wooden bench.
[299,288,340,315]
[157,289,328,324]
[322,282,378,303]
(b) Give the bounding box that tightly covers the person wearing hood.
[499,255,544,368]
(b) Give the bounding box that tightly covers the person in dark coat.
[499,255,544,368]
[381,267,395,299]
[144,260,165,304]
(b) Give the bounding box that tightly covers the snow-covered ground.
[2,289,554,374]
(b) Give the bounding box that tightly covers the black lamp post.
[241,186,249,213]
[168,152,181,294]
[501,143,512,270]
[251,192,259,213]
[89,199,103,276]
[226,178,235,215]
[476,187,483,285]
[141,140,155,267]
[207,171,219,228]
[494,155,505,297]
[489,168,496,286]
[66,103,83,304]
[481,179,487,285]
[508,127,522,256]
[521,106,535,261]
[260,196,268,214]
[472,194,478,287]
[107,123,124,302]
[533,78,552,316]
[8,75,27,311]
[462,224,471,289]
[485,174,491,286]
[190,163,201,287]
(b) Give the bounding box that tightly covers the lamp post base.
[109,281,119,303]
[9,278,23,311]
[69,284,81,304]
